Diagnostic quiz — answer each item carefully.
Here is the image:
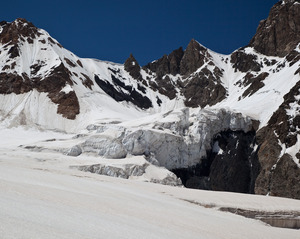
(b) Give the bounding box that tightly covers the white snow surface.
[1,127,300,239]
[0,21,299,134]
[209,47,300,128]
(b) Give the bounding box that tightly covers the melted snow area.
[1,127,300,239]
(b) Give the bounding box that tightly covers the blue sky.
[3,0,278,65]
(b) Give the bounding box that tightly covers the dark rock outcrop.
[267,80,300,148]
[0,62,80,119]
[254,80,300,199]
[0,72,32,94]
[183,67,226,108]
[230,50,261,72]
[143,39,210,77]
[209,131,259,193]
[0,19,42,59]
[173,130,260,194]
[148,75,177,100]
[51,91,80,120]
[240,72,269,98]
[270,154,300,198]
[124,54,142,79]
[0,18,41,45]
[143,47,184,76]
[94,75,152,109]
[142,39,226,105]
[142,47,185,100]
[180,39,210,75]
[249,0,300,56]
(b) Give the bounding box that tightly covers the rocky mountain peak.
[124,53,142,79]
[0,18,40,46]
[249,0,300,56]
[180,39,211,75]
[143,47,184,77]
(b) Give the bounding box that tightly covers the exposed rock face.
[209,131,259,193]
[183,67,226,108]
[270,154,300,198]
[230,50,262,72]
[148,75,177,100]
[241,72,269,98]
[0,73,31,94]
[94,75,152,109]
[0,63,79,119]
[142,48,184,100]
[255,128,282,196]
[173,130,259,194]
[180,39,209,75]
[36,63,79,119]
[143,39,212,78]
[144,47,184,76]
[124,53,142,79]
[249,0,300,56]
[254,80,300,199]
[0,18,41,46]
[142,39,226,105]
[267,80,300,147]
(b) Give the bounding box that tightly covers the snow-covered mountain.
[1,0,300,199]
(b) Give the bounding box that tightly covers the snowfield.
[0,127,300,239]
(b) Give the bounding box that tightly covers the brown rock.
[183,67,226,108]
[0,18,40,46]
[242,72,269,98]
[180,39,209,75]
[249,0,300,56]
[0,72,32,94]
[255,128,282,196]
[80,73,94,89]
[143,47,184,76]
[267,80,300,148]
[169,47,184,75]
[0,61,80,120]
[154,75,177,100]
[270,154,300,199]
[124,53,142,79]
[230,50,261,72]
[50,91,80,120]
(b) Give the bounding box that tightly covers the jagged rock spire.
[124,53,142,79]
[143,47,184,77]
[180,39,209,75]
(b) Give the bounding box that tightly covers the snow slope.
[0,19,299,133]
[199,45,298,129]
[0,129,300,239]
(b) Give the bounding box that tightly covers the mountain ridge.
[1,0,300,199]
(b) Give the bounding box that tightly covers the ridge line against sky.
[3,0,278,65]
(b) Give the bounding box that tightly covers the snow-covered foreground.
[1,128,300,239]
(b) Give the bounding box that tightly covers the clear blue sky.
[3,0,278,65]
